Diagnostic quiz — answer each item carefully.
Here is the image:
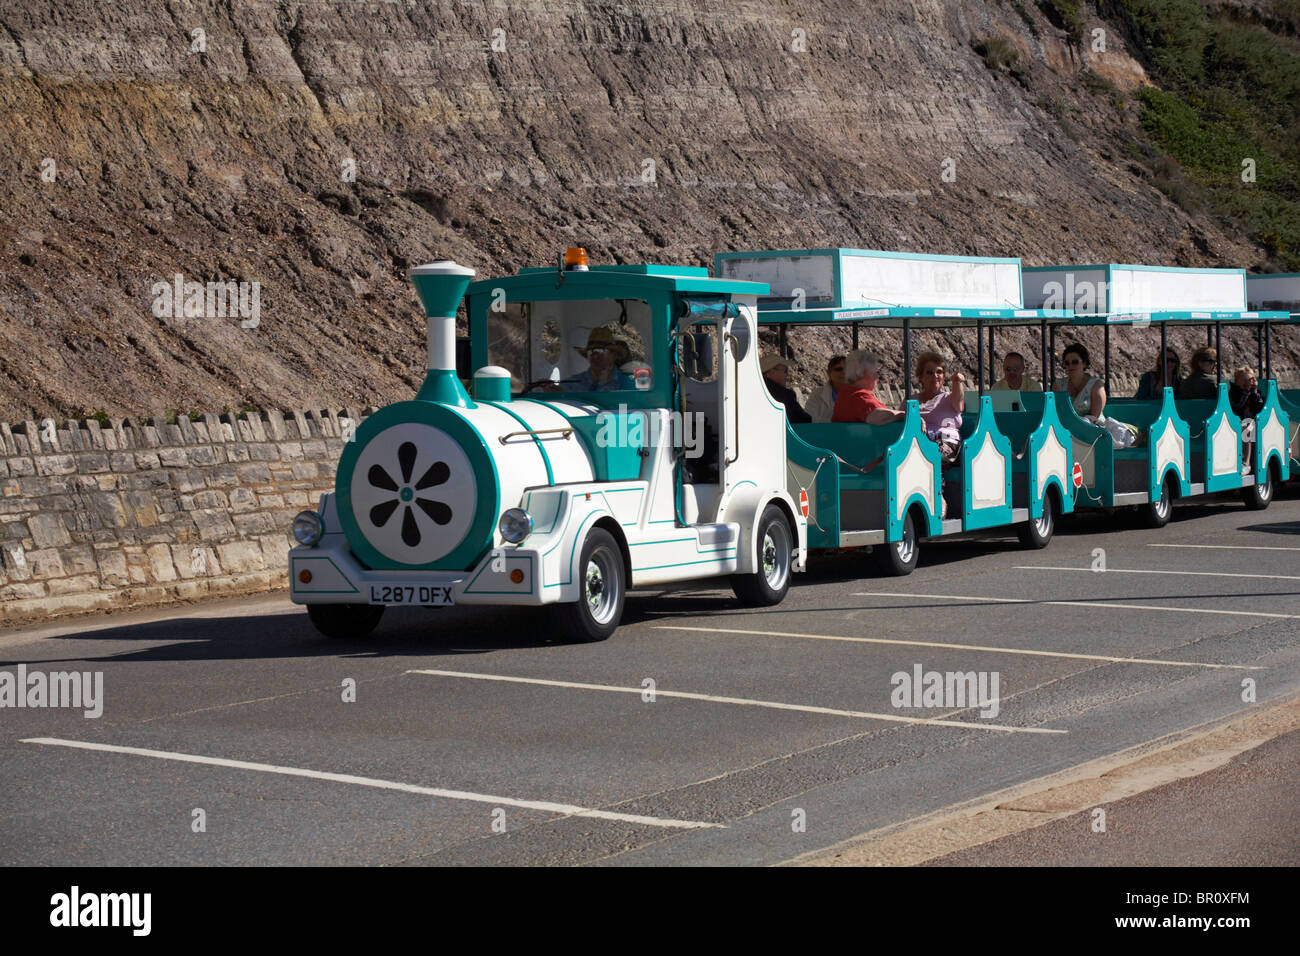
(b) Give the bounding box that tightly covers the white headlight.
[292,511,324,546]
[498,508,533,543]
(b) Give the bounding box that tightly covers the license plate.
[369,584,456,606]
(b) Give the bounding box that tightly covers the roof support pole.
[903,319,912,402]
[1161,322,1169,392]
[976,319,985,398]
[1104,324,1111,396]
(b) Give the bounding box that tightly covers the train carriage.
[1246,272,1300,471]
[717,248,1078,572]
[1024,264,1292,519]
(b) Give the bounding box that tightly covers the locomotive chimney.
[409,260,475,406]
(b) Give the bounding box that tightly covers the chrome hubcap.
[583,547,620,625]
[897,522,916,563]
[761,527,789,589]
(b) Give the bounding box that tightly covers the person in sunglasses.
[1065,343,1139,447]
[805,354,848,423]
[1178,347,1219,400]
[561,327,636,392]
[1134,348,1183,399]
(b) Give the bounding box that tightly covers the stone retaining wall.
[0,409,366,625]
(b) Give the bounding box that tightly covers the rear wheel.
[874,510,920,576]
[1241,462,1275,511]
[731,505,793,606]
[307,603,384,639]
[1017,491,1056,549]
[1142,476,1174,528]
[553,527,625,642]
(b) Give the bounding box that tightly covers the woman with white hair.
[832,350,905,424]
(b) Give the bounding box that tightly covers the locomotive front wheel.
[1241,464,1274,511]
[873,510,920,576]
[1017,492,1056,550]
[554,527,625,642]
[307,603,385,640]
[731,505,793,606]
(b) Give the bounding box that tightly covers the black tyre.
[307,602,384,639]
[731,504,794,606]
[553,527,625,642]
[1241,462,1274,511]
[1142,476,1174,529]
[873,510,920,576]
[1017,491,1056,549]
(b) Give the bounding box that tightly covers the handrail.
[498,426,573,444]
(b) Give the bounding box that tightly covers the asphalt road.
[2,491,1299,866]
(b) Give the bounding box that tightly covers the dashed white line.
[21,737,721,830]
[652,625,1260,670]
[405,668,1065,734]
[1149,543,1300,552]
[859,591,1300,622]
[1014,565,1300,582]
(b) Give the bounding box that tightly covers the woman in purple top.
[914,351,966,464]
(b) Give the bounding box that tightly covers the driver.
[562,328,635,392]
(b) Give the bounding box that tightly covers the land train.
[288,248,1297,641]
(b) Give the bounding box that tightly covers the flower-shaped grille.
[366,441,451,547]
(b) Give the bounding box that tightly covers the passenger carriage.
[1023,264,1292,521]
[716,249,1078,573]
[1246,272,1300,472]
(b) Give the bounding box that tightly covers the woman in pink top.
[914,351,966,463]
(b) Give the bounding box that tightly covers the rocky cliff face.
[0,0,1285,417]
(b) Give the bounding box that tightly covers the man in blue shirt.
[563,328,635,392]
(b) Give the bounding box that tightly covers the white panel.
[719,254,834,303]
[895,438,935,521]
[1022,267,1107,313]
[1154,421,1185,480]
[1211,418,1238,476]
[1110,267,1245,315]
[1261,408,1285,462]
[841,255,1022,308]
[1037,429,1068,498]
[1246,274,1300,311]
[970,433,1007,509]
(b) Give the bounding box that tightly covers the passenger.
[1178,347,1219,400]
[1229,366,1265,418]
[914,351,965,464]
[1065,343,1138,447]
[1134,348,1182,399]
[1231,367,1265,473]
[832,350,905,425]
[991,351,1042,392]
[806,354,847,423]
[560,328,635,392]
[760,354,812,424]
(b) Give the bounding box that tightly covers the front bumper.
[289,531,547,606]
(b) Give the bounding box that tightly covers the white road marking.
[1150,543,1300,552]
[860,591,1300,623]
[653,625,1260,671]
[22,737,720,830]
[1014,565,1300,582]
[405,668,1064,734]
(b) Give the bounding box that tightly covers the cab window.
[486,298,654,395]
